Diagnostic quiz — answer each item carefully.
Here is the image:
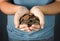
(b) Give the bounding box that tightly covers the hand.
[19,24,31,32]
[14,6,29,28]
[30,6,44,30]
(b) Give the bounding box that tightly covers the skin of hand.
[30,6,45,30]
[30,24,40,31]
[19,24,31,32]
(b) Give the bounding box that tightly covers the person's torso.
[14,0,53,9]
[7,0,55,40]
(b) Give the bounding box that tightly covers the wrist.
[30,6,44,15]
[15,6,29,14]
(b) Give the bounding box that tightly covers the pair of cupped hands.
[14,6,44,32]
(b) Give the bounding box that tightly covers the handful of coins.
[18,14,40,32]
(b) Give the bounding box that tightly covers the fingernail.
[27,30,31,32]
[41,26,44,29]
[15,25,18,28]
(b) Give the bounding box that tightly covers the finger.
[19,24,28,29]
[14,12,20,28]
[19,24,27,31]
[19,24,31,31]
[30,26,40,31]
[40,24,44,29]
[30,24,40,31]
[40,20,44,29]
[14,10,25,28]
[32,24,40,29]
[26,30,31,32]
[19,24,31,32]
[20,27,31,32]
[25,27,31,32]
[25,29,31,32]
[30,25,35,30]
[39,16,44,29]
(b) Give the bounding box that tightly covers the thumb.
[39,15,44,29]
[40,23,44,29]
[40,18,44,29]
[14,13,20,28]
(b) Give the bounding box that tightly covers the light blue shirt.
[7,0,55,40]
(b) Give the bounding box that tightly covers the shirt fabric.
[7,0,55,40]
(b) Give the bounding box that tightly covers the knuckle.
[30,6,39,13]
